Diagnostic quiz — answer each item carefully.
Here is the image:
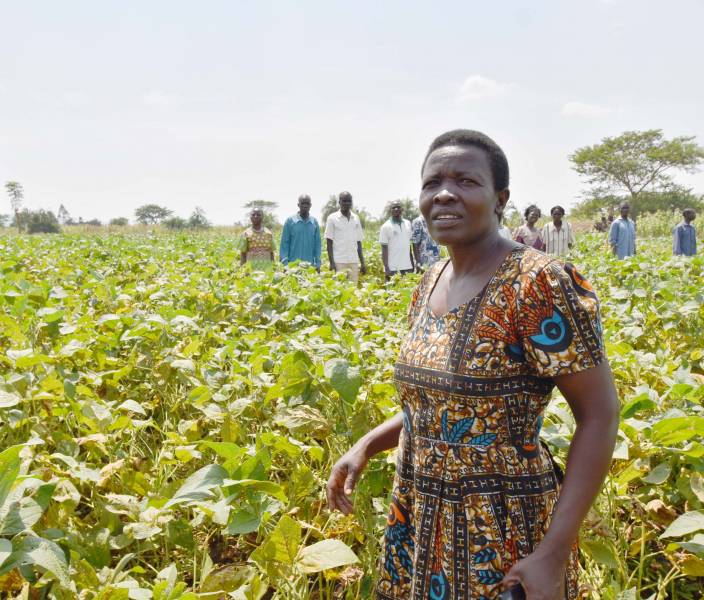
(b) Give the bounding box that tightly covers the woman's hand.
[502,549,567,600]
[326,445,369,515]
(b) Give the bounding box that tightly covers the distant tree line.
[4,130,703,234]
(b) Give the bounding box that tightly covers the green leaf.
[226,507,261,535]
[0,391,21,409]
[580,538,619,568]
[250,515,301,567]
[0,445,23,510]
[691,473,704,502]
[325,358,362,403]
[15,536,71,588]
[0,539,12,568]
[297,539,359,573]
[164,464,227,508]
[642,462,671,485]
[660,511,704,539]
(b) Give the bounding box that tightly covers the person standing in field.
[325,191,366,282]
[380,200,414,280]
[411,213,441,271]
[513,204,545,250]
[541,205,575,256]
[327,129,619,599]
[673,208,697,256]
[608,201,636,258]
[240,208,275,269]
[279,194,322,271]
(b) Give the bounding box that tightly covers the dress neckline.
[425,246,524,320]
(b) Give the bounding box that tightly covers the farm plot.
[0,233,702,599]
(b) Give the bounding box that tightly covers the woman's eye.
[422,179,439,189]
[460,178,477,185]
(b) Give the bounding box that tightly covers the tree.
[57,204,71,225]
[380,198,420,222]
[570,130,704,204]
[244,199,278,229]
[570,185,704,220]
[0,214,8,228]
[84,218,102,227]
[188,207,210,229]
[5,181,24,232]
[134,204,172,225]
[16,209,61,234]
[321,195,340,224]
[110,217,129,226]
[163,216,188,230]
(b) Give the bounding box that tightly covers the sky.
[1,0,703,225]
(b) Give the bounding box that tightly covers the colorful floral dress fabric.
[376,247,605,600]
[241,227,274,269]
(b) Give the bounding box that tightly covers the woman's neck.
[446,233,506,278]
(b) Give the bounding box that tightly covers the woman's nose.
[433,188,456,203]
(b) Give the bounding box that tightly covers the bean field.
[0,230,702,599]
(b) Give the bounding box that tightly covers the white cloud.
[458,75,513,101]
[561,101,612,118]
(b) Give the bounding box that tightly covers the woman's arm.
[503,361,619,598]
[326,412,403,514]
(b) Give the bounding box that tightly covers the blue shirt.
[411,216,440,267]
[673,222,696,256]
[279,214,321,268]
[608,217,636,259]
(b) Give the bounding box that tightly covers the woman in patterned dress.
[513,205,545,251]
[240,208,275,269]
[327,130,619,599]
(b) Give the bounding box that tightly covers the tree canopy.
[570,129,704,203]
[134,204,173,225]
[244,199,279,229]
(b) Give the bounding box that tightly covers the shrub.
[20,209,61,234]
[110,217,129,226]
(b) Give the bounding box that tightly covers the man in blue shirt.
[280,195,322,271]
[608,201,636,259]
[673,208,697,256]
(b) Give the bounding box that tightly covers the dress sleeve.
[518,261,605,378]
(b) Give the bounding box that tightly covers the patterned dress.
[377,247,604,600]
[241,227,275,269]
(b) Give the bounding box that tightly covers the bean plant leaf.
[164,464,227,508]
[14,536,71,588]
[296,539,359,573]
[660,511,704,539]
[325,359,362,403]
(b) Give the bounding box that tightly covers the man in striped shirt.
[541,205,575,256]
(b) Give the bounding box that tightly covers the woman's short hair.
[422,129,509,191]
[550,205,565,215]
[524,204,541,219]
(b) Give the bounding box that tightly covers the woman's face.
[419,145,507,248]
[250,210,263,228]
[526,208,540,225]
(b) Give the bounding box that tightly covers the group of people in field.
[239,192,698,283]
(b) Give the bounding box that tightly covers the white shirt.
[379,218,413,271]
[541,221,575,256]
[325,210,364,263]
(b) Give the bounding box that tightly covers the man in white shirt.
[380,200,414,281]
[324,191,366,282]
[541,205,575,256]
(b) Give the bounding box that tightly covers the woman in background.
[513,204,545,250]
[240,208,275,269]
